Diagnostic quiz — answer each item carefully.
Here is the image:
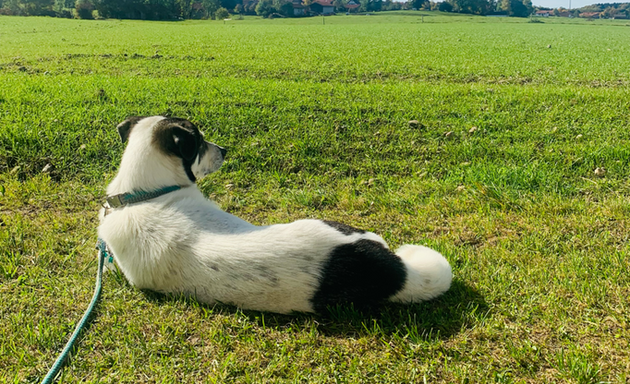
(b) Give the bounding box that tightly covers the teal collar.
[106,185,182,208]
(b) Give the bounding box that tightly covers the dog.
[98,116,452,314]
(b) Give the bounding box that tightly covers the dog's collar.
[105,185,182,209]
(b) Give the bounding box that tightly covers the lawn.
[0,11,629,383]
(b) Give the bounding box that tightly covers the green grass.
[2,12,630,85]
[1,11,629,383]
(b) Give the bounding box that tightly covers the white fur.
[99,116,452,314]
[390,245,453,303]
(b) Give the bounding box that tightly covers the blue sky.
[533,0,630,8]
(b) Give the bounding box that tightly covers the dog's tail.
[389,244,452,303]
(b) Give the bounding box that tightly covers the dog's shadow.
[142,279,487,341]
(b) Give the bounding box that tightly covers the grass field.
[1,11,629,383]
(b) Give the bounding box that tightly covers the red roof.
[312,0,333,6]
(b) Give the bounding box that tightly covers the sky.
[532,0,630,8]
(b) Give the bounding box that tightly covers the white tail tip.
[390,244,452,303]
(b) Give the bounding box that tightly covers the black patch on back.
[311,239,407,314]
[152,117,205,182]
[322,220,366,236]
[116,116,146,143]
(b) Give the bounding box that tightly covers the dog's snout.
[219,147,227,158]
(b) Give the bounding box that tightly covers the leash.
[40,240,110,384]
[41,185,181,383]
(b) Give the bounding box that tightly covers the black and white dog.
[98,116,452,314]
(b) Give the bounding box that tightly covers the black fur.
[152,117,205,182]
[322,220,365,236]
[172,126,199,161]
[117,116,225,184]
[311,239,407,313]
[116,116,146,143]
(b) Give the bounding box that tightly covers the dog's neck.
[107,137,193,196]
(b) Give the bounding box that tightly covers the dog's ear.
[171,125,199,161]
[116,116,145,143]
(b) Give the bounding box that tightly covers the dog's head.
[116,116,226,184]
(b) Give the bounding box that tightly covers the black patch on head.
[311,239,407,314]
[322,220,366,236]
[172,126,198,161]
[152,117,205,182]
[116,116,146,143]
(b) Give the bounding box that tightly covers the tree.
[242,0,257,14]
[500,0,530,16]
[451,0,491,14]
[409,0,423,9]
[508,0,527,16]
[93,0,146,19]
[601,6,616,18]
[499,0,508,13]
[370,0,382,11]
[579,4,600,12]
[202,0,221,17]
[255,0,275,16]
[332,0,343,12]
[3,0,23,15]
[384,0,402,10]
[273,0,292,15]
[215,5,229,17]
[220,0,237,11]
[74,0,94,18]
[519,0,532,16]
[54,0,75,17]
[359,0,381,11]
[438,1,452,11]
[21,0,56,15]
[177,0,194,18]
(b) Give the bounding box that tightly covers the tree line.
[409,0,533,17]
[0,0,626,19]
[0,0,404,18]
[0,0,227,19]
[550,2,630,18]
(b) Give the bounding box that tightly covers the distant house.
[535,10,553,17]
[310,0,335,15]
[291,0,306,15]
[344,0,360,13]
[579,11,600,18]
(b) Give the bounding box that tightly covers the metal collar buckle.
[106,194,124,208]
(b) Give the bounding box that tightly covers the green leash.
[40,240,109,384]
[41,186,181,383]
